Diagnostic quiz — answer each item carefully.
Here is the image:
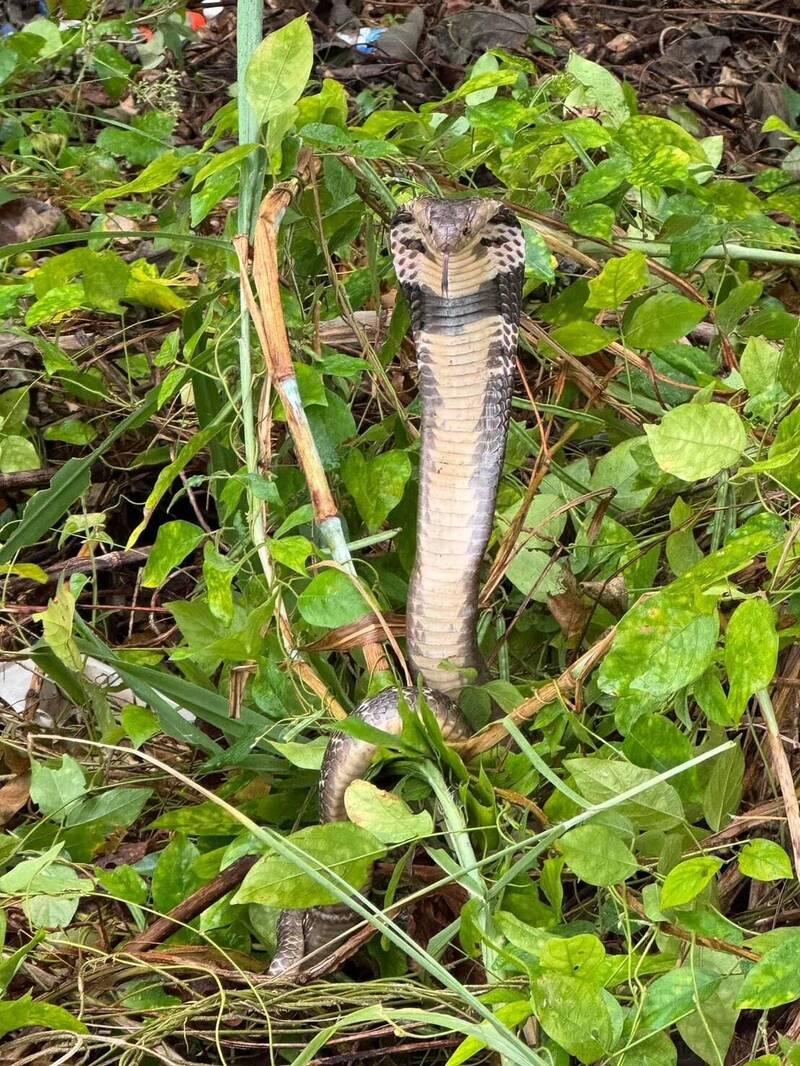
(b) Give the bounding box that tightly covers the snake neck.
[404,245,520,695]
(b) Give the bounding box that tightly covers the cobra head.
[410,197,502,295]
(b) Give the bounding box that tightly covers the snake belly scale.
[268,197,525,977]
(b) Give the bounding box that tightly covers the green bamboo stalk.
[608,238,800,266]
[236,0,264,501]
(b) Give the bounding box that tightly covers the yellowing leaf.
[34,585,81,671]
[645,403,746,482]
[660,856,722,909]
[725,597,778,721]
[231,822,385,908]
[586,250,648,310]
[738,839,793,882]
[344,779,434,844]
[245,16,314,124]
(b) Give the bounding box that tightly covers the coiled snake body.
[269,197,525,977]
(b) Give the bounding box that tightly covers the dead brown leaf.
[0,198,62,247]
[0,773,30,826]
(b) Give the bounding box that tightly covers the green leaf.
[344,779,434,845]
[0,387,29,434]
[703,742,744,832]
[92,40,133,99]
[308,390,357,470]
[618,1031,677,1066]
[25,283,86,327]
[568,157,631,207]
[245,16,314,125]
[622,714,699,804]
[531,972,619,1063]
[567,204,615,241]
[506,545,565,602]
[716,280,763,334]
[23,864,88,929]
[448,1000,533,1066]
[645,402,747,481]
[231,822,386,908]
[740,336,784,407]
[0,993,87,1038]
[666,497,703,576]
[522,222,556,283]
[96,111,177,166]
[550,320,615,356]
[151,835,201,913]
[141,520,205,588]
[540,934,607,979]
[660,856,722,909]
[737,937,800,1009]
[269,736,328,770]
[0,400,141,563]
[342,449,412,533]
[599,586,719,702]
[121,705,160,749]
[192,143,259,188]
[30,756,86,820]
[0,932,46,997]
[567,52,629,125]
[0,435,39,473]
[83,151,194,208]
[559,824,638,886]
[725,597,778,721]
[738,838,793,882]
[0,563,47,583]
[127,421,224,547]
[762,115,800,142]
[677,967,742,1066]
[626,293,707,349]
[590,438,652,513]
[0,48,17,87]
[268,535,314,575]
[0,844,64,893]
[202,541,236,624]
[433,69,519,109]
[586,251,648,310]
[42,418,97,445]
[95,864,148,906]
[190,166,239,227]
[565,758,684,829]
[152,801,246,835]
[641,967,722,1031]
[297,569,370,628]
[65,788,151,833]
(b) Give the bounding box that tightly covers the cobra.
[269,196,525,977]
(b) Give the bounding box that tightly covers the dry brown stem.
[453,627,617,760]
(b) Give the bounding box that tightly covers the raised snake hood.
[391,196,525,694]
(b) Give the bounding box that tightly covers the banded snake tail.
[269,196,525,978]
